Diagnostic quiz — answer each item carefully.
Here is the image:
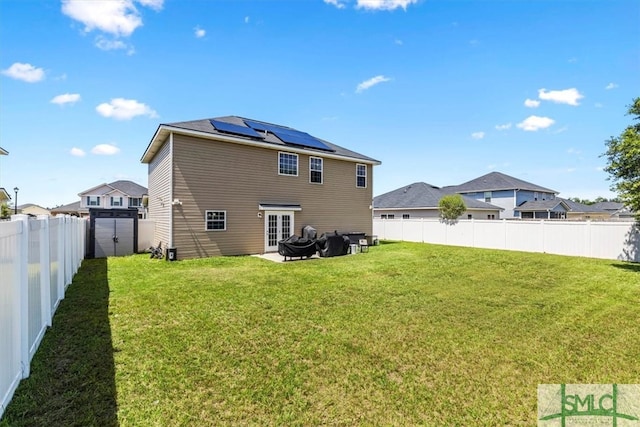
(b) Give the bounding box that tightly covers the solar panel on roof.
[210,119,263,139]
[243,119,334,152]
[271,130,334,151]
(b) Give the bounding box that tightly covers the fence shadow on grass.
[1,258,118,427]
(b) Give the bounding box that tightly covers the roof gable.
[448,171,557,194]
[79,180,147,197]
[515,199,570,212]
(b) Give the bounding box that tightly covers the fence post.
[11,214,30,379]
[38,215,52,327]
[55,216,65,300]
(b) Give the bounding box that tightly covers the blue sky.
[1,0,638,208]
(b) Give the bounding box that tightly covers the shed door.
[95,218,134,257]
[264,211,294,252]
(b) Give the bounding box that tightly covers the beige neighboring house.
[373,182,503,220]
[17,204,51,216]
[1,146,10,208]
[141,115,381,260]
[77,180,148,218]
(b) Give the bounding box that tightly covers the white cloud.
[524,98,540,108]
[61,0,163,46]
[194,26,206,38]
[471,131,485,140]
[70,147,86,157]
[96,98,158,120]
[538,88,584,106]
[95,36,130,52]
[91,144,120,155]
[324,0,346,9]
[516,115,555,132]
[495,123,512,131]
[605,82,618,90]
[51,93,81,105]
[1,62,45,82]
[355,75,391,93]
[567,148,581,155]
[356,0,418,10]
[244,16,250,23]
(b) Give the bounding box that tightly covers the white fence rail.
[373,218,640,262]
[0,214,85,419]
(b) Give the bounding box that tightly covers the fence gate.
[88,208,138,258]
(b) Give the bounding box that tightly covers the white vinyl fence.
[0,214,85,419]
[373,218,640,262]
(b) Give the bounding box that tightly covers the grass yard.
[2,242,639,426]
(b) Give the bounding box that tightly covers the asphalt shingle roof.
[108,180,147,197]
[514,199,569,211]
[445,171,557,194]
[165,116,380,163]
[374,182,502,210]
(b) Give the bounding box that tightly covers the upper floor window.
[484,191,492,203]
[310,157,323,184]
[111,197,123,207]
[356,164,367,188]
[206,210,226,231]
[86,196,100,206]
[279,152,298,176]
[402,214,410,219]
[534,192,539,201]
[129,197,142,207]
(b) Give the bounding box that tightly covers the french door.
[264,211,294,252]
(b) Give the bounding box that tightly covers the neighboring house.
[140,115,380,259]
[17,204,51,216]
[50,201,81,217]
[444,171,558,219]
[77,180,148,218]
[0,147,9,207]
[591,201,636,221]
[373,182,503,220]
[513,199,571,219]
[0,188,9,205]
[560,199,612,221]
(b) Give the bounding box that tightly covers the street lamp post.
[13,187,18,215]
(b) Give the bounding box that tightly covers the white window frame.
[205,210,227,231]
[278,152,298,176]
[356,163,367,188]
[484,191,492,203]
[110,196,123,207]
[129,197,142,207]
[87,196,100,206]
[309,156,323,184]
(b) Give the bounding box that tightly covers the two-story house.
[140,116,380,259]
[444,171,560,219]
[77,180,148,218]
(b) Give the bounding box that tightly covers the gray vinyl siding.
[147,139,172,248]
[171,134,373,259]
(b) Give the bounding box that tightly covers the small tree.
[0,202,11,219]
[602,97,640,222]
[439,194,466,223]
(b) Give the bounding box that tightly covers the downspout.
[169,131,174,249]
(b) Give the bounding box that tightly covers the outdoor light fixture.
[13,187,18,215]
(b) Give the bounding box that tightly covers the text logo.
[538,384,640,426]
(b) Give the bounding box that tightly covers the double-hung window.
[87,196,100,206]
[206,210,226,231]
[279,152,298,176]
[111,197,123,207]
[129,197,142,207]
[356,164,367,188]
[484,191,492,203]
[310,157,323,184]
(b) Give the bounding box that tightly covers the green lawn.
[2,242,639,426]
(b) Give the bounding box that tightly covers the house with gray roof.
[77,180,148,218]
[141,116,380,259]
[373,182,502,220]
[444,171,559,219]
